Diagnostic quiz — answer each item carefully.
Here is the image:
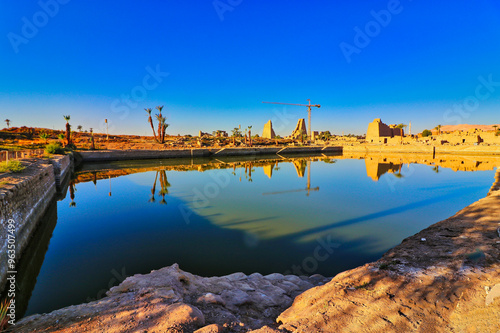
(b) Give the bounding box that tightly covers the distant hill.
[437,124,499,133]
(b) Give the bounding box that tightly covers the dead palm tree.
[248,126,252,146]
[63,115,71,145]
[4,119,10,128]
[145,108,158,142]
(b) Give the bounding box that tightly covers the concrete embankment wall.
[0,155,71,292]
[343,144,500,155]
[77,146,343,162]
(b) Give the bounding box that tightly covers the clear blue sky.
[1,1,500,136]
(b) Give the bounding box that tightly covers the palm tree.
[248,126,252,147]
[161,117,169,143]
[63,115,71,145]
[396,124,407,138]
[77,125,83,132]
[145,108,157,142]
[435,124,442,135]
[231,127,242,145]
[89,128,95,150]
[493,125,498,132]
[39,132,49,143]
[155,114,162,143]
[4,119,10,128]
[156,105,164,141]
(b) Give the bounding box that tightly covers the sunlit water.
[21,155,497,316]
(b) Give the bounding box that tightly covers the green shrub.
[421,129,432,137]
[45,142,65,154]
[0,160,25,173]
[65,143,76,150]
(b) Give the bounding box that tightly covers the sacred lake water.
[17,153,498,317]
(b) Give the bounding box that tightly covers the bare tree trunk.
[157,116,162,144]
[66,122,71,146]
[149,116,157,142]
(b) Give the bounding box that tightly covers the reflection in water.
[158,170,171,204]
[264,159,319,196]
[293,159,307,178]
[69,181,77,207]
[149,171,158,203]
[0,198,58,319]
[74,153,500,187]
[365,157,402,181]
[20,153,500,318]
[70,154,500,245]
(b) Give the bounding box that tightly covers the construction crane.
[263,159,319,196]
[262,99,321,140]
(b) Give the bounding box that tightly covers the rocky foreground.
[10,174,500,332]
[10,266,330,332]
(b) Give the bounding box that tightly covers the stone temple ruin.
[262,120,276,139]
[291,119,307,139]
[366,118,403,144]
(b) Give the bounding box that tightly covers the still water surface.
[23,155,497,316]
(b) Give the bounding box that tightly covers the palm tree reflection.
[69,180,77,207]
[158,170,171,205]
[149,171,159,203]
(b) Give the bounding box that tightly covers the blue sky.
[1,1,500,136]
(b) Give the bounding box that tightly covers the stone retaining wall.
[77,146,343,162]
[343,144,500,155]
[0,155,71,292]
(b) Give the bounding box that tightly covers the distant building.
[214,130,228,137]
[366,118,403,144]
